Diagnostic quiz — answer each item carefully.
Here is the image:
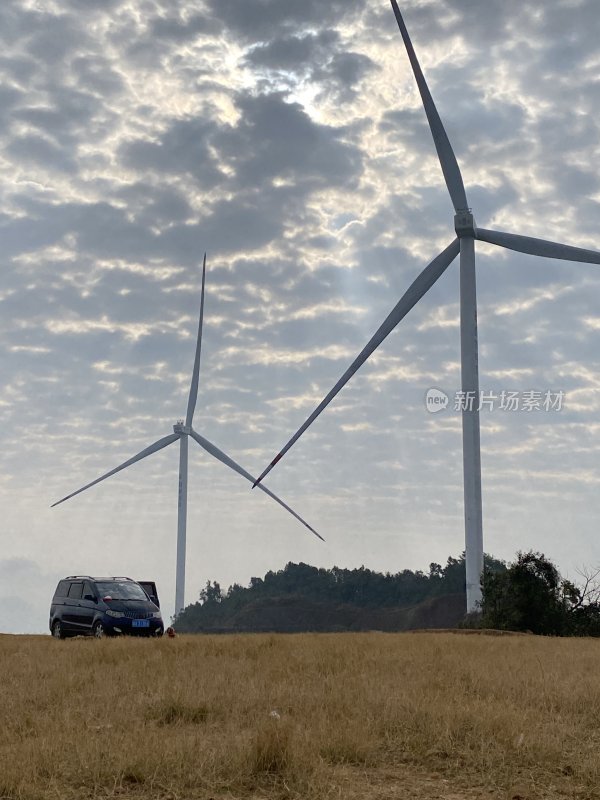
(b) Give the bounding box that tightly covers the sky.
[1,0,599,633]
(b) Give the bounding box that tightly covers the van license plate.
[132,619,150,628]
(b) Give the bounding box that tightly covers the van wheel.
[52,620,65,640]
[93,622,106,639]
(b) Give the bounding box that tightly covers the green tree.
[199,580,222,605]
[481,551,568,634]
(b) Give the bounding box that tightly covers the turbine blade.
[51,433,180,508]
[390,0,468,212]
[476,228,600,265]
[189,429,324,542]
[254,238,460,487]
[185,252,207,427]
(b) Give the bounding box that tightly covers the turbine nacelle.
[173,422,192,436]
[454,211,477,239]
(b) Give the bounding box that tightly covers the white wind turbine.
[254,0,600,613]
[52,255,323,617]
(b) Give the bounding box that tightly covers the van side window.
[55,580,70,597]
[68,582,83,599]
[83,581,96,599]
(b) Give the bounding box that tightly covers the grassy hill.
[1,632,598,799]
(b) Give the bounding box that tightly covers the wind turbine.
[254,0,600,613]
[52,254,323,617]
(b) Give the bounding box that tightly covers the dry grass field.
[0,631,599,800]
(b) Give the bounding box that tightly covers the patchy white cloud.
[1,0,600,632]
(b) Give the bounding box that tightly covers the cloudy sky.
[1,0,599,633]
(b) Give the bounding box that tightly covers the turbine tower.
[254,1,600,613]
[52,255,323,617]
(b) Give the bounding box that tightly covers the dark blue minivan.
[50,576,163,638]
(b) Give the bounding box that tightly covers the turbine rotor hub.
[454,211,477,239]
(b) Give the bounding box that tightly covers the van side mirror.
[84,594,97,603]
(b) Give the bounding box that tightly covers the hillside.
[177,592,467,633]
[175,554,505,633]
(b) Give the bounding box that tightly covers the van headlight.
[106,609,126,618]
[152,612,162,619]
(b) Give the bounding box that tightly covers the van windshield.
[95,582,148,601]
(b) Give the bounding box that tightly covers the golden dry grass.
[0,632,599,799]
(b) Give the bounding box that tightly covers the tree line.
[176,553,505,631]
[175,551,600,636]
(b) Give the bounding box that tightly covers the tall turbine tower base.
[457,214,484,613]
[175,423,189,618]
